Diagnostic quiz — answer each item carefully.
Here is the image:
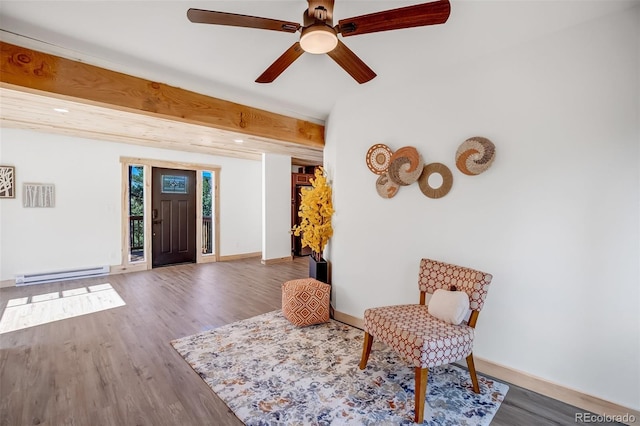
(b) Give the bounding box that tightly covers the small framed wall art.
[23,183,55,208]
[0,166,15,198]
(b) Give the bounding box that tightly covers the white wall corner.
[261,153,292,262]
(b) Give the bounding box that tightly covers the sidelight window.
[202,171,214,255]
[128,165,145,262]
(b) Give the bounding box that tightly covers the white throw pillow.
[428,289,470,325]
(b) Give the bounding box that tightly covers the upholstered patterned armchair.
[358,258,493,423]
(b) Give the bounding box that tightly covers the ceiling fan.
[187,0,450,84]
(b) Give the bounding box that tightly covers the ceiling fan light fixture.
[300,24,338,54]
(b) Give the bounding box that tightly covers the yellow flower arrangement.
[292,167,334,262]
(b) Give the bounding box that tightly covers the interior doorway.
[151,167,197,267]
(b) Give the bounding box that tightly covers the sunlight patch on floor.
[0,283,125,334]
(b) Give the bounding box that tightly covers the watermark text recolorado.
[575,412,636,423]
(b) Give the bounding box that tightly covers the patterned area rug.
[171,310,508,425]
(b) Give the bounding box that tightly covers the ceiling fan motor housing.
[303,7,333,27]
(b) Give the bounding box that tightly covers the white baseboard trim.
[110,263,149,275]
[0,279,14,288]
[332,308,639,423]
[333,309,364,329]
[261,256,293,265]
[472,357,639,424]
[218,252,261,261]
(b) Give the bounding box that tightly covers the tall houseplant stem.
[292,167,334,262]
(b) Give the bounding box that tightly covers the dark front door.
[151,167,196,267]
[293,185,312,257]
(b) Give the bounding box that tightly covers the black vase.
[309,256,328,284]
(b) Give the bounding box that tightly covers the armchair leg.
[359,332,373,370]
[466,353,480,393]
[414,367,428,423]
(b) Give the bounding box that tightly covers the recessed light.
[233,139,244,144]
[53,108,69,113]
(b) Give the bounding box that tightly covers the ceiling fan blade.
[256,43,305,83]
[326,40,376,84]
[187,8,301,33]
[338,0,450,37]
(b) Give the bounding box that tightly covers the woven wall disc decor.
[455,137,496,176]
[366,144,393,175]
[387,146,424,186]
[418,162,453,199]
[375,172,400,199]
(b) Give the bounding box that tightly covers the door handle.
[152,209,161,224]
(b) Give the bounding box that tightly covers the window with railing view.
[129,165,144,262]
[202,171,213,255]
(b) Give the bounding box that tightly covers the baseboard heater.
[15,265,110,286]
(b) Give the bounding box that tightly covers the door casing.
[118,157,220,274]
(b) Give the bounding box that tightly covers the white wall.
[324,6,639,410]
[0,128,262,281]
[262,153,293,261]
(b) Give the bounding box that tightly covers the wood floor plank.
[0,258,624,425]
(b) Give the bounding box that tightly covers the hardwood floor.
[0,258,621,425]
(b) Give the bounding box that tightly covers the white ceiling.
[0,0,637,163]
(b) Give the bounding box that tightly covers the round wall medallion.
[455,137,496,175]
[375,172,400,199]
[366,144,393,175]
[418,163,453,199]
[387,146,424,186]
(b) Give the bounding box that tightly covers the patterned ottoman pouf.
[282,278,330,327]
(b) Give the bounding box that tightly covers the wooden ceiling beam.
[0,41,325,148]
